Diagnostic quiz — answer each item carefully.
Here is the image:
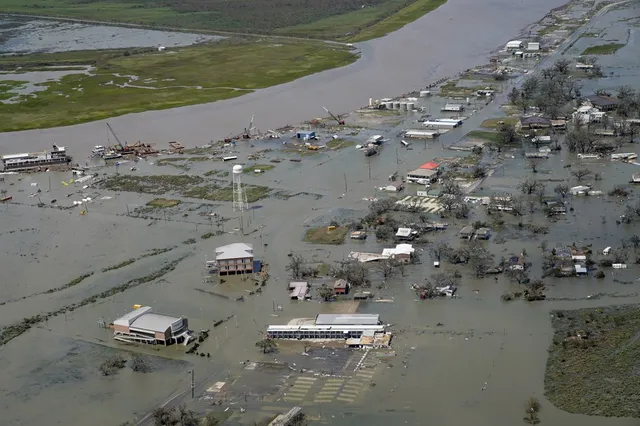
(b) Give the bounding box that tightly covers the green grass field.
[0,40,356,132]
[0,0,448,41]
[581,43,625,55]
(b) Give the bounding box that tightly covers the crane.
[242,114,255,139]
[323,106,345,125]
[106,122,130,153]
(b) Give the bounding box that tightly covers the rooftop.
[131,313,181,333]
[419,161,440,170]
[215,242,254,260]
[315,313,380,326]
[585,94,619,106]
[407,168,438,178]
[396,227,412,237]
[114,306,182,333]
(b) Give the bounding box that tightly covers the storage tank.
[420,90,431,97]
[407,102,415,111]
[393,102,401,109]
[400,102,407,111]
[385,102,394,110]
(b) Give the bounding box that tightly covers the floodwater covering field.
[3,1,640,426]
[0,17,220,53]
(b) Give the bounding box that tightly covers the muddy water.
[0,0,568,158]
[3,2,640,426]
[0,18,220,53]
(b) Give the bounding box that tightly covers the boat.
[1,144,71,171]
[103,151,123,160]
[91,145,106,157]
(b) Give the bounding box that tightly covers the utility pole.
[343,173,348,193]
[395,148,399,165]
[367,160,371,182]
[190,369,195,399]
[48,175,51,192]
[125,204,130,216]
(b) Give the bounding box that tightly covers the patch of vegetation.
[465,130,502,143]
[155,158,190,170]
[101,174,204,195]
[140,247,175,258]
[346,0,448,42]
[326,138,356,149]
[182,184,271,202]
[545,305,640,417]
[538,24,561,36]
[204,169,230,177]
[480,117,519,129]
[99,354,126,376]
[245,164,275,174]
[0,0,446,41]
[147,198,181,208]
[183,238,197,244]
[102,258,137,272]
[43,272,95,294]
[201,232,216,240]
[580,32,600,38]
[581,43,625,55]
[0,40,356,132]
[304,226,349,245]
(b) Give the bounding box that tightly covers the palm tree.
[255,337,277,354]
[524,397,541,424]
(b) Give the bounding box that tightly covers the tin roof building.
[113,306,191,346]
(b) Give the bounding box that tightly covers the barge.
[1,145,71,171]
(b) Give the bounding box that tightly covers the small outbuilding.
[520,116,552,129]
[459,225,474,239]
[333,279,350,295]
[441,103,464,112]
[506,40,524,51]
[584,95,619,112]
[475,227,491,240]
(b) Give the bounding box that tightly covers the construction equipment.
[323,106,345,125]
[242,115,256,139]
[107,123,134,154]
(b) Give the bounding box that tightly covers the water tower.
[232,164,248,212]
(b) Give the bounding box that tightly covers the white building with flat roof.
[113,306,191,346]
[215,242,254,276]
[267,313,384,340]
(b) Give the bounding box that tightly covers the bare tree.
[497,122,518,149]
[467,243,494,278]
[130,354,151,373]
[287,254,305,279]
[571,168,593,182]
[527,158,544,173]
[508,87,521,105]
[554,184,569,199]
[330,260,370,287]
[439,195,458,214]
[377,259,397,280]
[429,241,451,262]
[534,184,546,205]
[317,284,334,301]
[441,180,463,196]
[518,178,541,195]
[553,59,571,75]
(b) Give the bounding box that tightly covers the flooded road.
[0,0,568,157]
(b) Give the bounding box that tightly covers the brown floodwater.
[3,1,640,425]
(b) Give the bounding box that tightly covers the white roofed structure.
[215,242,254,261]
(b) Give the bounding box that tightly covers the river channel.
[0,0,568,157]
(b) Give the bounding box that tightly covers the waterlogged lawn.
[0,40,356,132]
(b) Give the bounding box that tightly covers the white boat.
[91,145,106,157]
[103,151,122,160]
